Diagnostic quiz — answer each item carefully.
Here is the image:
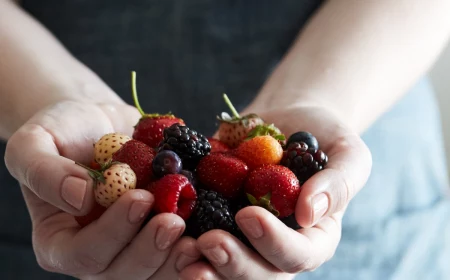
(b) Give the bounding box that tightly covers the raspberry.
[281,142,328,184]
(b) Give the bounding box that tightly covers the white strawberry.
[217,94,264,148]
[94,133,131,164]
[77,162,137,208]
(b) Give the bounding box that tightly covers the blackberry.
[287,131,319,153]
[158,123,211,168]
[280,214,302,230]
[188,189,237,236]
[185,189,253,248]
[281,141,328,184]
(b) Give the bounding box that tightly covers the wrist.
[247,88,358,132]
[1,76,123,140]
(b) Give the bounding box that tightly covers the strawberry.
[74,202,106,227]
[197,153,249,198]
[77,162,137,208]
[217,94,264,148]
[94,133,131,164]
[207,138,231,153]
[131,71,185,148]
[245,165,300,218]
[112,139,156,189]
[148,174,197,220]
[235,135,283,170]
[90,160,101,170]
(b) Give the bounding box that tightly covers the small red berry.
[148,174,197,220]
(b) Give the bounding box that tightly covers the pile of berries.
[74,72,328,242]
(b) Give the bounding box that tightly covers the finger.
[98,103,141,137]
[5,102,138,216]
[97,213,186,280]
[179,262,223,280]
[34,189,153,276]
[151,237,202,279]
[197,230,282,280]
[236,206,342,273]
[5,123,98,215]
[252,107,372,227]
[296,133,372,227]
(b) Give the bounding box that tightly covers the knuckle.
[35,254,57,273]
[4,130,27,178]
[281,257,313,274]
[106,231,131,248]
[225,261,249,279]
[24,157,47,198]
[136,259,162,271]
[229,269,248,279]
[265,243,285,259]
[74,251,109,274]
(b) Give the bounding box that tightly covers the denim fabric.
[0,1,448,279]
[295,79,450,280]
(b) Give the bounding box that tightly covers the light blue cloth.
[297,78,450,280]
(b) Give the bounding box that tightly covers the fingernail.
[203,245,229,266]
[128,201,151,223]
[156,227,183,250]
[175,252,199,271]
[61,176,87,210]
[312,193,329,225]
[238,217,263,239]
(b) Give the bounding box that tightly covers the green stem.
[75,162,105,184]
[223,94,240,119]
[75,162,98,174]
[131,71,146,116]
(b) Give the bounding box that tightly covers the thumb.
[295,133,372,228]
[4,101,130,216]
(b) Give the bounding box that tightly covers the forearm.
[252,0,450,133]
[0,0,122,140]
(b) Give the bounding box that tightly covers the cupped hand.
[179,104,372,280]
[5,101,201,279]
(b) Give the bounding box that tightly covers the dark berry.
[159,123,211,169]
[287,131,319,153]
[152,150,182,178]
[281,141,328,184]
[280,214,302,230]
[186,189,237,238]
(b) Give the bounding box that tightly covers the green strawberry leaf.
[246,192,280,217]
[246,124,286,141]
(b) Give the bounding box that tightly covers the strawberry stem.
[75,162,106,184]
[223,94,241,119]
[131,71,146,117]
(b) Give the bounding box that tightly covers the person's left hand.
[178,104,372,280]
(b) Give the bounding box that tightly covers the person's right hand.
[5,101,201,279]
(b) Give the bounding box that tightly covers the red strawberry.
[148,174,197,220]
[217,94,264,148]
[207,138,231,153]
[197,153,248,198]
[75,203,106,228]
[112,139,156,189]
[131,71,184,148]
[90,160,101,170]
[245,165,300,218]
